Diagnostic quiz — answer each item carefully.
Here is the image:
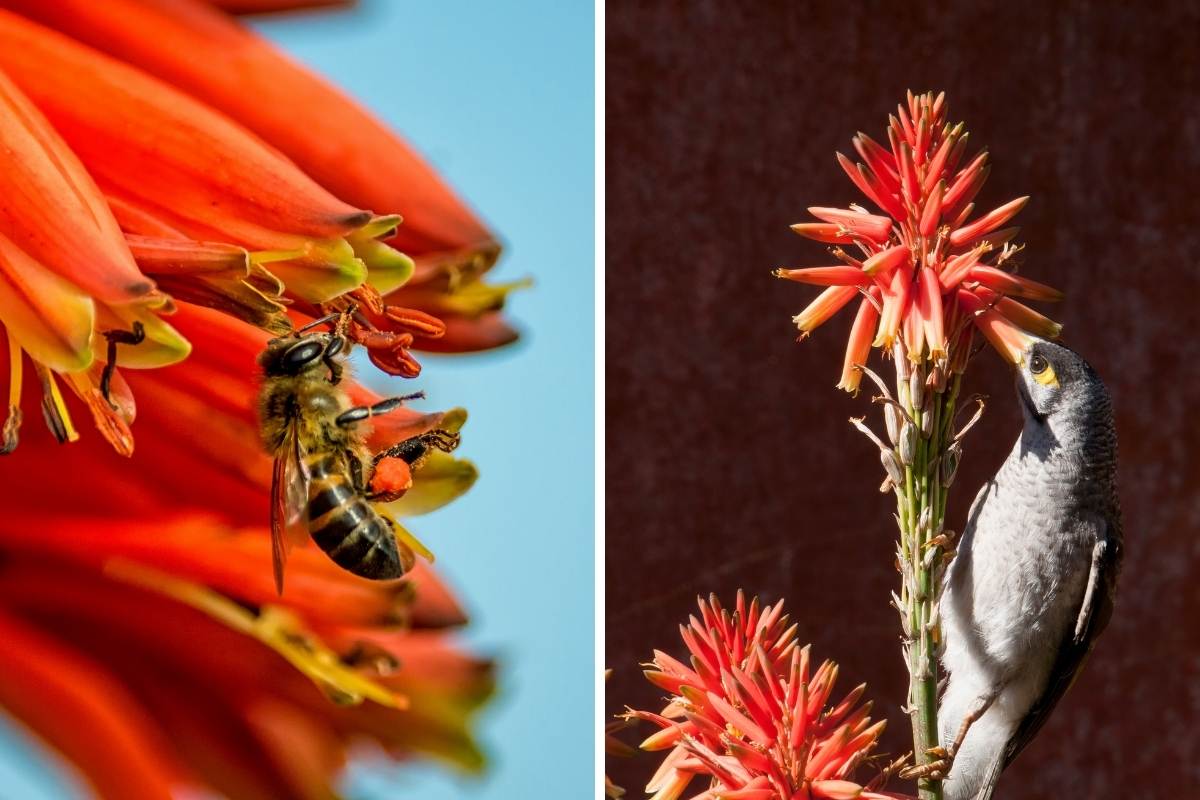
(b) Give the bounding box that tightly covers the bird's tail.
[972,752,1005,800]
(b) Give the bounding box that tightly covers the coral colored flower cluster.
[776,91,1062,392]
[0,0,518,454]
[627,594,910,800]
[0,1,515,796]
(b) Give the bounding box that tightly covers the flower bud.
[899,421,917,466]
[881,449,905,486]
[893,341,910,381]
[932,359,949,392]
[941,442,962,487]
[921,408,934,437]
[884,403,901,446]
[909,368,925,411]
[917,505,932,534]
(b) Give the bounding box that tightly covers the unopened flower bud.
[921,408,934,437]
[899,422,917,466]
[918,505,932,534]
[881,449,905,485]
[884,403,901,446]
[932,359,949,392]
[941,443,962,487]
[909,369,925,411]
[894,341,910,381]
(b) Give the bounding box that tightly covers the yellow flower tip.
[638,726,680,751]
[351,213,404,241]
[440,406,469,433]
[389,452,478,517]
[92,303,192,370]
[351,237,415,295]
[269,237,369,304]
[0,234,98,373]
[248,248,306,265]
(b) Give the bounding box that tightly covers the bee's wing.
[270,424,309,594]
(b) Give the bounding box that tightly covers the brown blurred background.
[605,1,1199,796]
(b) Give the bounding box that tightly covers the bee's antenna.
[294,312,342,335]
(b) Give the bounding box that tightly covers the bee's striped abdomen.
[303,452,405,579]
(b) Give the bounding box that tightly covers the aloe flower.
[0,1,507,794]
[772,93,1058,799]
[5,0,521,352]
[626,593,909,800]
[0,9,492,385]
[776,90,1062,393]
[0,68,185,456]
[0,306,489,798]
[0,2,526,454]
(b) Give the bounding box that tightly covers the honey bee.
[257,314,459,592]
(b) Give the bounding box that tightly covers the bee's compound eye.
[281,340,324,372]
[1029,354,1048,374]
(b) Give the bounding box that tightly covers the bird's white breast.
[941,444,1092,717]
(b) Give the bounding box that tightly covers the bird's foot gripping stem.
[898,688,996,781]
[898,745,952,781]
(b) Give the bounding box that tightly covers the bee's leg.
[372,429,461,467]
[322,334,346,384]
[100,321,146,407]
[335,392,425,427]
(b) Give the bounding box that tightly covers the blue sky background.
[0,1,594,797]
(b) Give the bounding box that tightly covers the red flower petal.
[949,196,1029,247]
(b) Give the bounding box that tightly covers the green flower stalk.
[776,91,1064,799]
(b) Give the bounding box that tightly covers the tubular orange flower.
[0,11,391,303]
[0,10,457,381]
[0,68,190,456]
[0,306,491,797]
[793,286,860,336]
[838,289,880,393]
[2,0,523,353]
[776,91,1063,380]
[626,593,909,800]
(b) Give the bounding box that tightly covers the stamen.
[33,363,79,445]
[61,371,133,456]
[2,329,22,453]
[104,560,408,709]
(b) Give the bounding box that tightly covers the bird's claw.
[898,746,953,781]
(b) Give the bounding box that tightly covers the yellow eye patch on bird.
[1029,354,1059,388]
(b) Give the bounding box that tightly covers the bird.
[935,339,1122,800]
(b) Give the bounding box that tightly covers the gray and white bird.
[936,339,1122,800]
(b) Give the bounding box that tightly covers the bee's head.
[259,332,342,377]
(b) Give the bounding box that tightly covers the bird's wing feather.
[975,750,1005,800]
[1000,513,1121,771]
